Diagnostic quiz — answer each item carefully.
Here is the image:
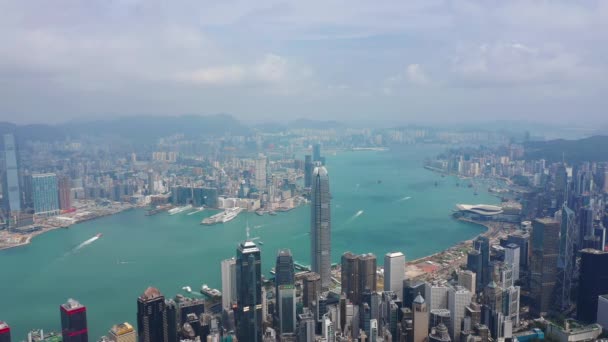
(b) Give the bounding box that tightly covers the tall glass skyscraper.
[137,287,169,342]
[60,298,88,342]
[32,173,59,216]
[235,239,262,342]
[2,134,21,213]
[275,249,296,335]
[311,166,331,290]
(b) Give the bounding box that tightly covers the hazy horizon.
[1,1,607,125]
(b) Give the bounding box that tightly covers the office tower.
[234,239,262,342]
[313,143,321,162]
[458,270,476,294]
[32,173,59,216]
[464,303,481,327]
[341,252,359,304]
[60,298,88,342]
[448,287,472,341]
[473,236,490,288]
[255,155,267,190]
[0,322,11,342]
[504,244,520,282]
[297,310,315,342]
[109,322,136,342]
[310,166,331,290]
[276,249,296,334]
[595,227,606,251]
[303,272,321,309]
[530,218,560,315]
[502,232,530,268]
[430,309,451,330]
[2,134,21,214]
[412,295,428,342]
[137,287,168,342]
[425,283,449,311]
[403,280,426,309]
[304,155,313,188]
[504,286,520,327]
[221,258,237,310]
[554,164,568,205]
[577,249,608,323]
[484,281,503,314]
[557,205,576,310]
[428,323,450,342]
[359,253,377,298]
[384,252,406,300]
[58,176,71,210]
[322,316,336,342]
[597,295,608,333]
[579,207,594,248]
[466,250,483,293]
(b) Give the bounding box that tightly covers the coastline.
[0,206,135,251]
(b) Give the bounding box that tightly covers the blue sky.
[0,0,607,125]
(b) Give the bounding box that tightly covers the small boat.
[95,233,103,238]
[269,211,277,216]
[258,241,264,245]
[377,180,382,184]
[434,181,438,187]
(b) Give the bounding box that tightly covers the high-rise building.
[557,205,576,311]
[597,295,608,332]
[384,252,406,300]
[403,280,426,309]
[448,286,472,341]
[275,249,296,335]
[310,166,331,290]
[577,249,608,323]
[137,287,168,342]
[2,134,21,214]
[530,218,560,315]
[0,321,11,342]
[473,236,490,288]
[32,173,59,216]
[501,232,530,269]
[221,258,237,310]
[358,253,377,298]
[234,239,262,342]
[304,155,313,188]
[313,143,321,163]
[466,250,483,293]
[302,272,321,310]
[458,270,476,294]
[428,323,450,342]
[425,283,449,311]
[254,156,267,190]
[504,244,520,282]
[60,298,88,342]
[58,176,72,210]
[109,322,136,342]
[297,310,315,342]
[341,252,359,304]
[412,294,429,342]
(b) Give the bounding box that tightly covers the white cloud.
[449,42,598,87]
[405,64,430,85]
[173,54,310,87]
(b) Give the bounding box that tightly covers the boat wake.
[73,235,100,252]
[344,210,364,225]
[396,196,412,202]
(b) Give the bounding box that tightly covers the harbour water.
[0,145,498,339]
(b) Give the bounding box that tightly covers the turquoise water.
[0,146,497,339]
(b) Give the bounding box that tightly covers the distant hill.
[288,118,343,129]
[0,114,250,144]
[524,135,608,163]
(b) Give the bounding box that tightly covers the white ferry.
[168,204,193,215]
